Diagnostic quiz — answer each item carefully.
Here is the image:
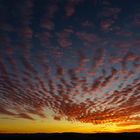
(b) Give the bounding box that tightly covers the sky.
[0,0,140,133]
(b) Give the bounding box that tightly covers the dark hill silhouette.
[0,132,140,140]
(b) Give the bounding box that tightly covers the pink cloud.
[76,32,97,43]
[65,0,84,17]
[57,29,73,48]
[41,19,55,30]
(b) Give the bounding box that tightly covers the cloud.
[0,39,140,127]
[98,7,121,18]
[17,113,34,120]
[56,65,65,77]
[133,13,140,27]
[20,26,33,40]
[57,29,73,48]
[47,1,59,18]
[0,106,16,116]
[41,19,55,30]
[54,115,61,121]
[65,0,84,17]
[76,32,97,43]
[0,58,139,133]
[37,31,52,47]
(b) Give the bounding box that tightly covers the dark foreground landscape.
[0,133,140,140]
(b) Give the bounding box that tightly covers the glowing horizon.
[0,116,140,133]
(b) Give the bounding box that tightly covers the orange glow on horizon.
[0,115,140,134]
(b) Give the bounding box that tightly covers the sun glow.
[0,115,140,133]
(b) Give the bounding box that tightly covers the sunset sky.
[0,0,140,133]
